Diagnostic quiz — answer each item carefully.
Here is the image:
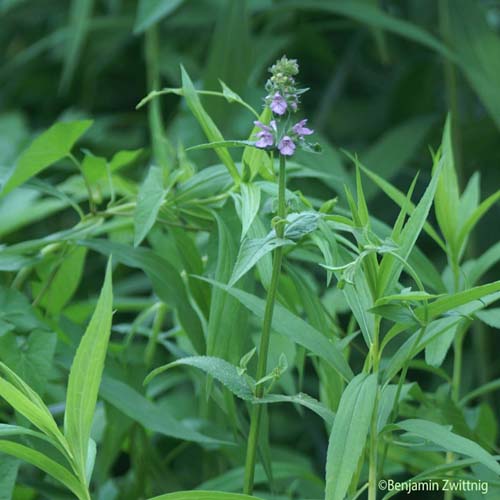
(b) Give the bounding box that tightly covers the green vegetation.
[1,1,499,499]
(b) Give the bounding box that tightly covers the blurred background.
[2,0,500,242]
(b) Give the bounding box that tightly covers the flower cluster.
[254,56,316,157]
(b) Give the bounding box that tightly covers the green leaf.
[200,279,354,382]
[100,375,225,445]
[134,165,167,247]
[181,66,239,183]
[134,0,184,34]
[415,280,500,321]
[229,234,294,287]
[433,116,460,257]
[1,120,93,196]
[476,308,500,328]
[206,211,244,362]
[0,441,85,499]
[32,246,87,315]
[0,454,18,500]
[148,491,263,500]
[397,419,500,474]
[186,140,256,152]
[325,374,377,500]
[358,162,445,251]
[377,155,443,296]
[64,258,113,476]
[0,362,66,451]
[256,392,335,426]
[145,356,255,400]
[0,331,57,395]
[238,183,260,241]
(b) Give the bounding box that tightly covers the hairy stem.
[243,155,286,494]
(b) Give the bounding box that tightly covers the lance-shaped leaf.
[64,258,113,477]
[325,373,377,500]
[396,419,500,475]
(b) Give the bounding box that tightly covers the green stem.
[144,302,167,367]
[145,25,170,173]
[243,155,286,495]
[368,318,380,500]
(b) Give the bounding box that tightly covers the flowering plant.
[254,56,319,156]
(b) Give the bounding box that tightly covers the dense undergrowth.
[1,1,500,499]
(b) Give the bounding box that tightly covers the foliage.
[1,1,500,499]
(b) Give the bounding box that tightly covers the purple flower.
[292,119,314,137]
[278,136,296,156]
[254,120,275,148]
[270,92,287,115]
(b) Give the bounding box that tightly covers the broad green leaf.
[229,234,294,287]
[181,66,239,182]
[1,120,92,196]
[325,373,377,500]
[0,441,86,499]
[238,183,260,241]
[100,375,225,445]
[134,0,184,34]
[145,356,255,400]
[284,211,322,240]
[134,165,167,246]
[149,492,263,500]
[201,279,354,382]
[80,239,205,353]
[397,419,500,474]
[64,258,113,475]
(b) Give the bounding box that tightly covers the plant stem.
[243,155,286,495]
[368,318,380,500]
[145,24,170,174]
